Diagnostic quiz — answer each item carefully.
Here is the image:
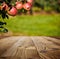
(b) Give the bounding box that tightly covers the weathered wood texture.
[0,36,60,59]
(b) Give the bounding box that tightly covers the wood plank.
[31,37,60,59]
[0,37,26,57]
[31,37,50,59]
[43,36,60,45]
[0,37,20,56]
[34,37,60,50]
[0,36,60,59]
[16,38,35,59]
[25,46,40,59]
[16,47,26,59]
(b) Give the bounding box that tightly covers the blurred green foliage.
[34,0,60,12]
[0,0,12,33]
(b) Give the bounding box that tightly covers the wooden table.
[0,36,60,59]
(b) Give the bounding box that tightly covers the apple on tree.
[1,2,9,11]
[8,7,17,16]
[27,0,33,3]
[15,2,23,10]
[23,3,32,11]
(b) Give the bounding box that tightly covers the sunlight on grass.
[4,14,60,36]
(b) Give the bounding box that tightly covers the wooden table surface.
[0,36,60,59]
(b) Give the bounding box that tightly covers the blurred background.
[0,0,60,36]
[11,0,60,14]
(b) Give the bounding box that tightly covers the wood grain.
[0,36,60,59]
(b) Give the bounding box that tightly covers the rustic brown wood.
[0,36,60,59]
[43,36,60,45]
[31,36,60,59]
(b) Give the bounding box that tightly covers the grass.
[2,14,60,36]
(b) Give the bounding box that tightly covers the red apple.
[15,2,23,10]
[8,7,17,16]
[27,0,33,3]
[2,2,9,11]
[23,3,32,10]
